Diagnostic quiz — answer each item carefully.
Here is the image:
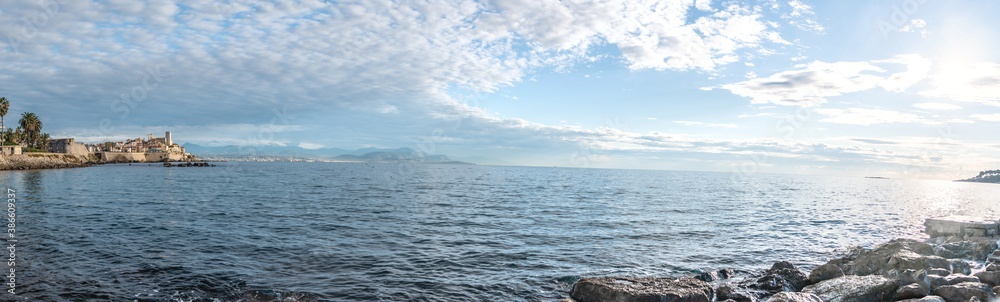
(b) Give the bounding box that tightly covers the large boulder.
[808,263,845,284]
[928,268,952,276]
[766,292,822,302]
[973,271,1000,287]
[570,277,713,302]
[932,239,998,261]
[948,260,972,275]
[895,283,929,300]
[943,274,980,285]
[932,282,996,302]
[819,239,948,278]
[802,275,898,302]
[751,261,809,293]
[715,284,763,302]
[898,296,946,302]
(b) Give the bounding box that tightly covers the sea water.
[1,162,998,301]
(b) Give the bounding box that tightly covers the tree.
[18,112,41,149]
[0,97,8,145]
[39,133,50,151]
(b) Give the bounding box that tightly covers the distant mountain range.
[183,143,474,164]
[957,169,1000,183]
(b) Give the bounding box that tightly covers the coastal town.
[0,96,198,170]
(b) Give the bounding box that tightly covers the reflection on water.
[0,163,998,301]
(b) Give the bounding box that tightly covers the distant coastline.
[956,169,1000,184]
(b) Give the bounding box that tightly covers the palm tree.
[18,112,41,149]
[0,97,8,145]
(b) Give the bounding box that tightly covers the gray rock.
[928,275,950,290]
[809,263,845,284]
[697,268,736,282]
[932,282,996,302]
[751,261,809,293]
[828,239,948,277]
[570,277,713,302]
[766,292,822,302]
[934,239,998,261]
[988,250,1000,263]
[973,271,1000,287]
[715,284,761,302]
[898,296,946,302]
[896,283,929,300]
[929,268,953,276]
[802,275,898,302]
[995,285,1000,296]
[944,274,980,285]
[986,263,999,272]
[898,269,931,289]
[949,259,972,275]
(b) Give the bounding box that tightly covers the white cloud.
[716,55,931,106]
[899,19,928,37]
[298,142,324,149]
[673,121,739,128]
[813,108,931,126]
[922,62,1000,105]
[971,114,1000,122]
[913,102,962,111]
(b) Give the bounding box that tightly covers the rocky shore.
[0,153,98,170]
[567,219,1000,302]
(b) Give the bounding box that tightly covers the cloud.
[922,62,1000,104]
[0,0,803,134]
[851,138,897,145]
[715,55,930,106]
[784,0,824,32]
[813,108,933,126]
[672,121,738,128]
[298,142,324,150]
[971,114,1000,122]
[899,19,928,37]
[912,102,961,111]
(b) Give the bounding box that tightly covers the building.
[48,138,89,155]
[0,145,22,155]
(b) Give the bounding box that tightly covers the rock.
[944,274,980,285]
[924,216,999,238]
[974,271,1000,287]
[949,260,972,275]
[896,283,929,300]
[809,263,845,284]
[802,275,898,302]
[987,263,999,272]
[570,277,713,302]
[715,284,761,302]
[697,268,736,282]
[766,292,822,302]
[898,296,946,302]
[989,250,1000,263]
[751,261,809,293]
[898,269,931,289]
[929,268,953,276]
[928,275,950,290]
[994,285,1000,296]
[933,238,999,262]
[932,282,996,302]
[822,239,949,277]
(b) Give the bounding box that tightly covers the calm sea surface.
[1,162,998,301]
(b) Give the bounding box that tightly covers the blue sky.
[2,0,999,178]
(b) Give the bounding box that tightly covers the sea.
[1,162,998,301]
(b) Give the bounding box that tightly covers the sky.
[1,0,999,179]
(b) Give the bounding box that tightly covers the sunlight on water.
[1,163,998,301]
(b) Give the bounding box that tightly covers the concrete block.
[925,216,999,238]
